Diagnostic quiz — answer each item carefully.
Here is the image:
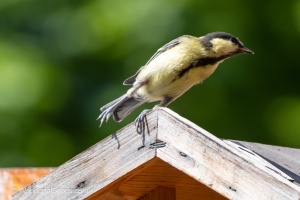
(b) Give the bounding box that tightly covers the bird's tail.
[98,94,145,125]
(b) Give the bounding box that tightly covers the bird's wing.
[145,38,181,65]
[123,38,181,85]
[123,67,144,85]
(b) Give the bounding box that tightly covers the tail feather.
[100,94,126,111]
[113,98,145,121]
[98,94,145,124]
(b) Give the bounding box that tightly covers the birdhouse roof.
[13,108,300,200]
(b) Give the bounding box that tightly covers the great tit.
[97,32,253,129]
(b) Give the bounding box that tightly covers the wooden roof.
[228,140,300,188]
[12,108,300,200]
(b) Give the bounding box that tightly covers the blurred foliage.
[0,0,300,167]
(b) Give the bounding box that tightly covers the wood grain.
[13,110,159,200]
[138,187,175,200]
[156,108,300,200]
[87,157,227,200]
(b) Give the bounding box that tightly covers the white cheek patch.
[211,38,237,55]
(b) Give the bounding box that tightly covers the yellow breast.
[134,36,220,102]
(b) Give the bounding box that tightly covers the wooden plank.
[13,111,159,200]
[155,108,300,200]
[86,157,160,200]
[88,157,227,200]
[223,140,294,181]
[236,140,300,187]
[121,158,226,200]
[138,187,175,200]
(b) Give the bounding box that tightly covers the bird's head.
[200,32,254,57]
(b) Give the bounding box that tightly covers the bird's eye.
[231,37,238,44]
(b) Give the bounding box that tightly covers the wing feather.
[123,38,181,85]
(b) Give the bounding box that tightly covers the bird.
[97,32,253,132]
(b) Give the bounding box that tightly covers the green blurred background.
[1,0,300,167]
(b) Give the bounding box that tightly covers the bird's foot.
[135,109,151,135]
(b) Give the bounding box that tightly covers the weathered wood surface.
[13,110,159,200]
[236,140,300,187]
[223,140,294,182]
[156,108,300,200]
[87,157,227,200]
[13,107,300,200]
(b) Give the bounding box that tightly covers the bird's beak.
[239,47,254,54]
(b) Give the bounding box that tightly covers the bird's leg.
[157,96,174,107]
[135,96,174,136]
[130,81,150,135]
